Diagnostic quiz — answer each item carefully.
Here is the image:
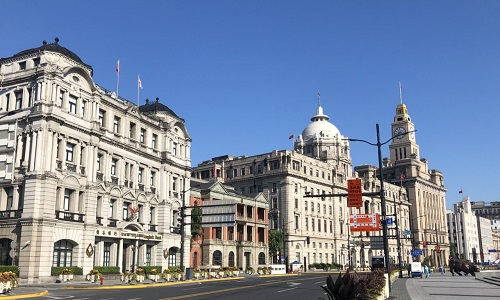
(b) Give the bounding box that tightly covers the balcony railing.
[96,172,103,182]
[80,166,86,175]
[55,210,84,222]
[66,163,77,172]
[108,219,118,227]
[96,216,103,225]
[148,224,157,232]
[138,184,144,191]
[0,209,23,219]
[111,176,119,185]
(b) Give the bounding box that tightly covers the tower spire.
[317,92,321,107]
[399,81,403,104]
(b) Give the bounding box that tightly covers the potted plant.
[162,268,171,281]
[246,266,255,274]
[268,266,273,275]
[60,268,74,282]
[174,267,182,280]
[135,268,145,283]
[0,271,17,293]
[86,269,100,283]
[148,268,159,282]
[121,270,132,283]
[193,268,200,279]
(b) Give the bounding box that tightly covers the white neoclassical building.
[0,39,191,283]
[192,103,411,270]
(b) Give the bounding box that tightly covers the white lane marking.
[183,285,215,290]
[277,287,297,293]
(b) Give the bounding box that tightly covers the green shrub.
[321,269,386,300]
[51,266,83,276]
[0,265,20,275]
[93,266,121,274]
[139,266,162,274]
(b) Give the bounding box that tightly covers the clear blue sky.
[2,1,499,208]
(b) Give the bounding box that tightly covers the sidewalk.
[390,271,500,300]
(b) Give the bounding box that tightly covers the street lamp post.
[179,184,200,277]
[345,124,416,290]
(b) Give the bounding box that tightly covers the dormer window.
[19,61,26,70]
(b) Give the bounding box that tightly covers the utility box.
[185,268,193,280]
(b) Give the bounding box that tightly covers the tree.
[268,229,284,259]
[190,206,203,242]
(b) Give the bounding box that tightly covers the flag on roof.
[288,134,294,140]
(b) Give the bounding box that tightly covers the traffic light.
[306,236,310,245]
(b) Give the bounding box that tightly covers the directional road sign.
[411,249,423,256]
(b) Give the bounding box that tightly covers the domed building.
[294,104,350,163]
[192,102,354,270]
[0,39,192,283]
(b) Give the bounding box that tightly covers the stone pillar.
[15,135,23,168]
[28,131,37,172]
[44,130,53,172]
[51,133,58,172]
[118,239,124,272]
[23,132,31,168]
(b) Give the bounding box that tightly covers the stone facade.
[0,40,191,282]
[192,104,412,269]
[382,103,449,267]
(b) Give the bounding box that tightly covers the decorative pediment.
[122,190,136,200]
[110,186,122,197]
[61,174,81,188]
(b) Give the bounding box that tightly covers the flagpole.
[399,81,403,104]
[137,74,140,106]
[116,59,120,98]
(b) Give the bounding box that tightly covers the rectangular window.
[295,198,298,209]
[318,219,321,232]
[129,122,136,139]
[305,201,308,211]
[249,166,254,174]
[33,58,40,66]
[99,109,105,127]
[109,199,115,218]
[113,116,120,134]
[140,128,146,143]
[305,217,309,230]
[5,187,13,210]
[172,177,177,192]
[103,242,111,266]
[68,95,77,114]
[123,203,129,221]
[138,167,143,183]
[272,183,277,194]
[172,142,177,156]
[272,198,278,209]
[152,134,157,149]
[111,159,117,175]
[312,218,315,231]
[64,189,71,211]
[66,143,74,162]
[146,245,152,266]
[233,169,238,177]
[150,172,155,186]
[15,92,22,109]
[241,168,246,176]
[19,61,26,70]
[150,206,155,224]
[295,215,299,230]
[97,154,102,171]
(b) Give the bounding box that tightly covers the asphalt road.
[31,273,336,300]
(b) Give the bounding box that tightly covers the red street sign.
[349,214,380,232]
[347,179,362,207]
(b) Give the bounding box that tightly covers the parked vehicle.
[411,262,423,278]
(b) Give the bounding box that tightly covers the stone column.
[22,132,31,168]
[51,133,58,172]
[118,239,124,273]
[15,135,23,168]
[44,130,53,172]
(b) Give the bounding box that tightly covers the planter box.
[59,274,73,282]
[148,274,159,282]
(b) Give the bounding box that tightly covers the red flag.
[400,174,404,180]
[288,134,294,140]
[459,190,463,194]
[116,60,120,75]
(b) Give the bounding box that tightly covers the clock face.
[394,127,406,139]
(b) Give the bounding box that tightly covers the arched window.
[168,248,177,267]
[53,240,74,267]
[228,251,235,267]
[258,252,266,264]
[213,250,222,266]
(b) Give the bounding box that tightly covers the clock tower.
[389,103,419,162]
